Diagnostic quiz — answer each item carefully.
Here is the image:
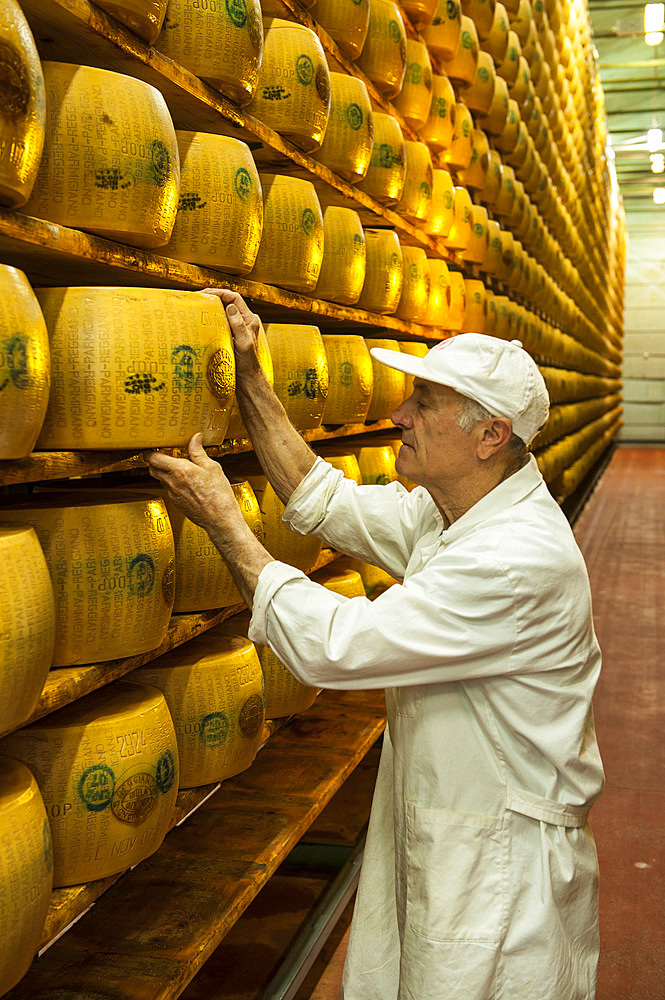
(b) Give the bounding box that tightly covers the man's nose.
[391,398,413,428]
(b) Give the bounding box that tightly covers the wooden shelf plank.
[0,419,410,487]
[7,688,386,1000]
[0,549,339,739]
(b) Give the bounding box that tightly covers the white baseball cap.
[370,333,550,445]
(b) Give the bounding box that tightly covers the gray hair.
[455,397,527,459]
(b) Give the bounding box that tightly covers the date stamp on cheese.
[199,711,229,748]
[111,772,158,825]
[77,764,116,813]
[156,750,177,794]
[127,553,155,598]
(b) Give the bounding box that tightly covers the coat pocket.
[405,803,506,943]
[394,685,424,717]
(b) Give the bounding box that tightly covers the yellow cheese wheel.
[156,0,263,106]
[97,0,168,42]
[365,339,406,420]
[225,319,273,440]
[165,480,263,612]
[493,294,518,339]
[312,0,370,57]
[484,290,498,334]
[395,140,433,223]
[424,0,462,58]
[321,335,374,424]
[461,278,488,331]
[316,449,363,485]
[480,218,503,275]
[437,15,479,85]
[395,245,430,323]
[496,30,521,85]
[0,0,45,209]
[462,0,496,38]
[247,18,330,151]
[509,56,530,106]
[217,610,317,719]
[441,102,474,170]
[250,173,324,293]
[420,74,455,150]
[357,229,403,314]
[401,0,438,29]
[0,757,52,995]
[356,0,407,99]
[495,97,520,152]
[456,128,491,190]
[22,62,179,250]
[0,493,175,667]
[350,443,397,485]
[442,185,473,251]
[311,73,373,183]
[340,557,397,597]
[447,270,466,331]
[477,75,510,135]
[426,258,452,328]
[480,1,509,61]
[35,287,234,450]
[426,168,455,237]
[461,204,490,264]
[459,51,496,117]
[0,525,54,734]
[398,340,429,396]
[0,266,49,460]
[132,633,264,788]
[478,149,503,204]
[264,323,329,430]
[313,207,366,305]
[247,474,322,572]
[312,564,366,598]
[493,163,517,216]
[0,681,179,887]
[393,39,433,132]
[356,112,405,204]
[161,132,262,273]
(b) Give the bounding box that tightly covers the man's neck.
[428,456,527,528]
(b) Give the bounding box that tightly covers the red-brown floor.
[303,446,665,999]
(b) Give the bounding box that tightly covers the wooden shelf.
[7,688,386,1000]
[0,548,339,739]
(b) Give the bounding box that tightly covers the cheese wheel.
[0,681,179,887]
[22,62,179,250]
[484,290,498,334]
[340,557,397,597]
[311,73,373,183]
[477,75,510,135]
[247,475,322,572]
[442,185,473,251]
[401,0,438,29]
[395,246,430,323]
[456,129,491,190]
[313,207,366,305]
[495,98,520,152]
[437,15,479,85]
[462,278,488,331]
[441,102,473,170]
[264,323,328,430]
[316,449,363,485]
[312,0,370,57]
[356,0,407,99]
[0,526,55,734]
[509,56,530,106]
[165,480,263,612]
[0,494,175,667]
[0,757,52,995]
[496,30,521,85]
[426,169,455,237]
[321,335,373,424]
[365,339,406,420]
[426,258,452,328]
[395,140,433,224]
[398,340,429,396]
[247,18,330,152]
[350,443,397,485]
[462,0,496,38]
[480,1,509,62]
[424,0,462,59]
[217,611,317,719]
[447,271,466,331]
[250,173,324,293]
[481,218,504,275]
[156,0,263,106]
[461,204,490,264]
[459,50,496,116]
[35,287,234,450]
[0,0,45,209]
[356,112,405,205]
[132,633,264,788]
[493,163,516,215]
[225,319,273,440]
[96,0,168,42]
[161,132,263,273]
[312,564,366,598]
[356,229,403,314]
[420,75,455,150]
[0,266,50,459]
[478,149,503,204]
[393,39,433,132]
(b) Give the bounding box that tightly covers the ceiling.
[587,0,665,237]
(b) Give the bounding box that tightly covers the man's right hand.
[200,288,262,380]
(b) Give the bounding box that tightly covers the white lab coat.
[249,456,604,1000]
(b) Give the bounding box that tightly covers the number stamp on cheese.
[77,764,115,813]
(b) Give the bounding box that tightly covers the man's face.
[390,378,477,488]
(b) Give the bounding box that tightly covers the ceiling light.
[654,187,665,203]
[648,127,663,151]
[645,2,665,43]
[651,153,665,172]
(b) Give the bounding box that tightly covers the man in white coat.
[147,290,604,1000]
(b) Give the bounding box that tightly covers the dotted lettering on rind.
[295,54,314,86]
[200,711,229,748]
[315,65,330,104]
[161,558,175,607]
[156,750,177,794]
[238,693,264,737]
[111,773,158,825]
[127,553,156,598]
[149,140,171,188]
[77,764,116,813]
[0,42,30,121]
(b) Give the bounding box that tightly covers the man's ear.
[476,417,513,460]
